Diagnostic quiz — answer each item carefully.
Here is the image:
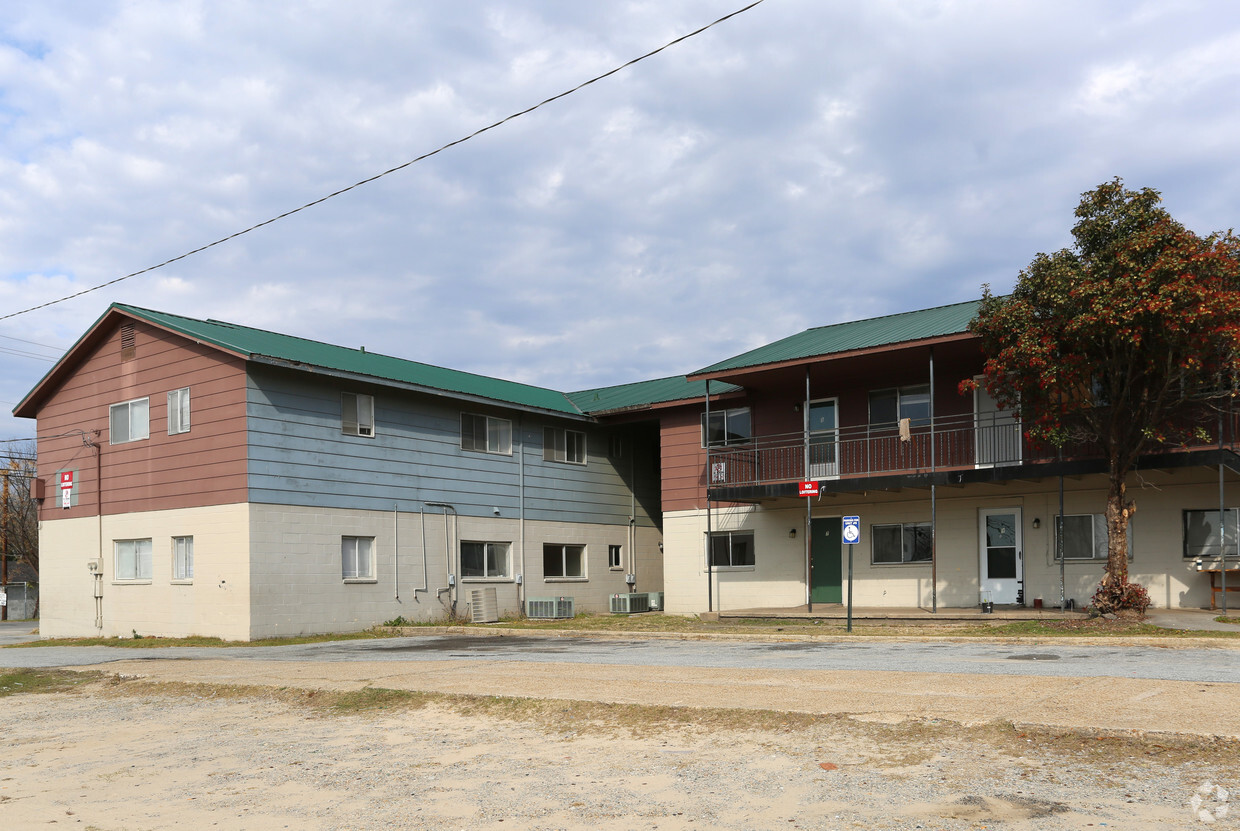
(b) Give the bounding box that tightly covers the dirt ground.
[4,655,1240,830]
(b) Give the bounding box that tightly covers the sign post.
[842,516,860,632]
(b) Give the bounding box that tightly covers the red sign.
[59,471,74,490]
[798,481,819,497]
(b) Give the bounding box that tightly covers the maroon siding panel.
[33,319,248,519]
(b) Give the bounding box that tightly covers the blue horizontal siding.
[245,366,658,526]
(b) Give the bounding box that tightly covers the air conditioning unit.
[526,596,574,620]
[610,592,651,614]
[470,587,498,623]
[646,592,664,611]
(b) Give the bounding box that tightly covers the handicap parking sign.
[842,516,860,544]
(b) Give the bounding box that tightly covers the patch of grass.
[5,629,400,649]
[0,669,102,697]
[1215,615,1240,626]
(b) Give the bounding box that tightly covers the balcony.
[706,412,1038,489]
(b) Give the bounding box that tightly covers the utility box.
[469,587,499,623]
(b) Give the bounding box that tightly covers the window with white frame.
[114,538,153,580]
[544,426,586,464]
[461,541,511,579]
[868,385,931,428]
[708,531,755,568]
[543,543,585,578]
[702,407,751,447]
[341,536,375,580]
[341,392,375,437]
[172,536,194,580]
[109,397,150,444]
[608,544,623,570]
[167,388,190,435]
[1184,509,1239,559]
[872,522,932,564]
[461,413,512,455]
[1054,514,1134,561]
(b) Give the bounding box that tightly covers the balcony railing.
[706,408,1240,490]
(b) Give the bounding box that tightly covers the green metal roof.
[117,304,584,416]
[567,375,741,415]
[691,299,981,376]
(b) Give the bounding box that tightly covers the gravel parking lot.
[3,667,1238,830]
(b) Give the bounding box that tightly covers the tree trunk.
[1104,462,1132,587]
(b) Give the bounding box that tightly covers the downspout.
[415,506,429,596]
[393,503,399,601]
[630,446,637,592]
[1221,408,1228,616]
[705,379,713,613]
[519,416,526,611]
[804,367,812,612]
[94,435,103,631]
[929,346,937,614]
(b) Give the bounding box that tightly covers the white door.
[974,383,1021,467]
[979,508,1023,604]
[808,399,838,479]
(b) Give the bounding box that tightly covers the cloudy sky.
[2,0,1239,440]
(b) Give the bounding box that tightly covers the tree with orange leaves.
[966,179,1240,611]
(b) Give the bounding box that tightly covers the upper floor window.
[461,413,512,455]
[869,385,930,429]
[544,427,586,464]
[168,388,191,435]
[341,392,375,437]
[702,407,751,447]
[109,397,150,445]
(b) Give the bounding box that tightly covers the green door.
[811,517,843,604]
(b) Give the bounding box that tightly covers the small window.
[109,398,150,445]
[869,386,930,428]
[342,536,375,580]
[544,427,587,464]
[342,393,375,437]
[168,388,191,435]
[115,538,153,580]
[708,531,755,568]
[120,322,136,361]
[872,522,932,564]
[702,407,752,447]
[172,536,194,580]
[461,413,512,455]
[608,544,623,570]
[609,435,624,459]
[461,541,511,579]
[543,543,585,578]
[1184,509,1238,559]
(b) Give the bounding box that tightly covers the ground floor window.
[342,536,375,580]
[708,531,755,568]
[461,541,511,578]
[543,544,585,578]
[608,544,623,570]
[114,538,153,580]
[1184,508,1240,559]
[871,522,931,564]
[172,536,194,580]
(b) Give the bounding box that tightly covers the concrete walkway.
[1145,607,1240,632]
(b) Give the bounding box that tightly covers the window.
[609,544,623,570]
[544,543,585,578]
[609,435,624,459]
[341,536,374,580]
[872,522,932,564]
[342,392,375,437]
[168,388,190,435]
[544,427,586,464]
[114,539,153,580]
[708,531,755,568]
[1184,509,1240,559]
[461,413,512,455]
[702,407,752,447]
[172,536,194,580]
[461,541,511,579]
[869,385,930,428]
[109,397,150,444]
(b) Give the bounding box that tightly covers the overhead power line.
[0,0,768,324]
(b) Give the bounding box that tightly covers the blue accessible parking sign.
[842,516,861,544]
